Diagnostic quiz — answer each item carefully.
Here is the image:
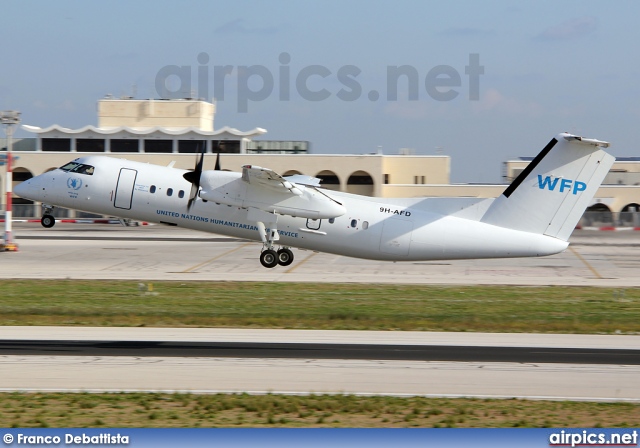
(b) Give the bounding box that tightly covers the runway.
[0,327,638,401]
[3,222,640,286]
[1,224,639,401]
[1,340,639,364]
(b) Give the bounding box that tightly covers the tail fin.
[481,133,615,241]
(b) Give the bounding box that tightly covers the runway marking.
[285,252,318,273]
[182,242,253,273]
[0,388,635,402]
[569,246,603,279]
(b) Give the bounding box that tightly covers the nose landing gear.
[41,204,56,228]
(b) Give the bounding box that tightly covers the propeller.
[214,150,220,171]
[213,141,222,170]
[183,142,205,211]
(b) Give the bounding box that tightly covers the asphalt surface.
[1,225,639,399]
[3,222,640,286]
[0,328,638,400]
[1,340,638,364]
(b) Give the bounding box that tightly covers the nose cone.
[14,179,30,198]
[14,177,41,201]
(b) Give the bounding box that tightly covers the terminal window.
[76,139,105,152]
[178,140,207,153]
[42,138,71,151]
[111,139,140,153]
[213,140,241,153]
[144,139,173,153]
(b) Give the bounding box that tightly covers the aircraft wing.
[241,165,303,195]
[283,174,322,187]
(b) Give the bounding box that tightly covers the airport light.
[1,110,21,251]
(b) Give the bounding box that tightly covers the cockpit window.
[59,161,95,175]
[59,162,80,171]
[76,165,95,175]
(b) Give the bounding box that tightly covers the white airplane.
[14,132,614,268]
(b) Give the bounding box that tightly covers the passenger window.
[329,218,335,224]
[178,190,185,198]
[350,219,357,228]
[362,221,369,230]
[150,185,156,194]
[167,188,173,197]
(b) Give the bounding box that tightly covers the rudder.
[481,133,615,241]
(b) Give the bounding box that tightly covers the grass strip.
[0,280,638,333]
[0,392,638,428]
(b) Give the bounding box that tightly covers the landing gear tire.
[277,248,294,266]
[260,249,278,268]
[41,214,55,228]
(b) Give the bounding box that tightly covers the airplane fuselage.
[17,155,568,262]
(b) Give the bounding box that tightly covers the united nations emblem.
[67,177,83,190]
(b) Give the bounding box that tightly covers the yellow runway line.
[569,246,603,279]
[182,242,253,273]
[285,252,318,273]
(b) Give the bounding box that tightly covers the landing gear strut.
[41,204,56,228]
[256,219,295,268]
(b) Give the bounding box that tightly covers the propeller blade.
[214,151,220,171]
[183,170,199,184]
[186,184,198,210]
[183,142,206,211]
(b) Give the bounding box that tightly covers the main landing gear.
[41,204,56,228]
[256,220,295,268]
[259,247,295,268]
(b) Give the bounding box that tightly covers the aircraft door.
[379,218,413,256]
[113,168,137,210]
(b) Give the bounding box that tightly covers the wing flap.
[242,165,303,195]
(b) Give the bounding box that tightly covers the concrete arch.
[12,167,33,183]
[347,170,374,196]
[582,203,613,226]
[621,203,640,213]
[11,168,35,214]
[586,203,611,212]
[12,168,34,203]
[316,170,341,191]
[283,170,303,176]
[620,203,640,226]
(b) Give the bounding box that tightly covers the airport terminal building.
[2,98,638,224]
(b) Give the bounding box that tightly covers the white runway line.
[0,326,638,349]
[1,356,638,401]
